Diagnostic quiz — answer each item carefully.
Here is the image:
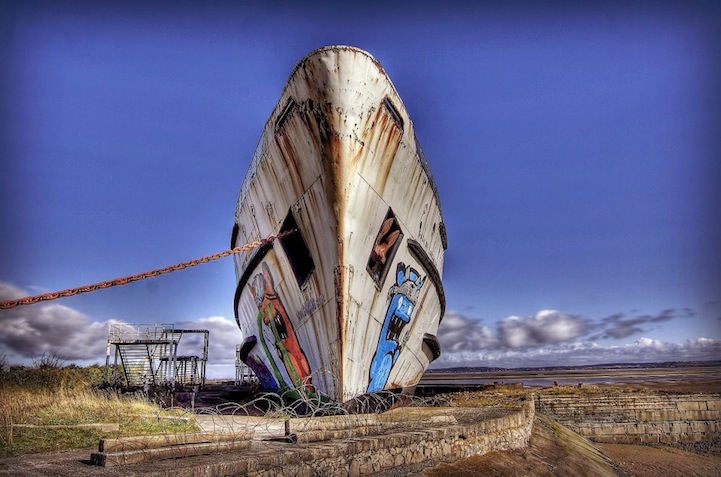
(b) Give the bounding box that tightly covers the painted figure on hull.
[367,262,426,392]
[250,262,315,392]
[246,353,278,391]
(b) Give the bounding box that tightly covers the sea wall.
[242,401,535,477]
[535,393,721,444]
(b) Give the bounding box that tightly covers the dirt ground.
[599,443,721,477]
[595,377,721,477]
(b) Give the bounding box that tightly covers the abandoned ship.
[231,45,447,403]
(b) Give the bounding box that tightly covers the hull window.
[279,211,315,287]
[230,223,239,249]
[275,97,296,132]
[367,208,403,288]
[383,97,404,130]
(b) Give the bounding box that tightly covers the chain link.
[0,231,295,310]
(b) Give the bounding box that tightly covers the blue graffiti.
[367,263,425,392]
[246,354,279,392]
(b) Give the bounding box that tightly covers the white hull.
[232,46,446,403]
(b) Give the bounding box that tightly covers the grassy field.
[0,357,198,458]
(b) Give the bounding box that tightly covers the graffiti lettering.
[296,295,326,322]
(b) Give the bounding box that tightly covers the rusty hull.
[232,46,446,403]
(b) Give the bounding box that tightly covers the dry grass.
[431,388,530,408]
[427,382,658,409]
[534,383,654,395]
[0,363,198,457]
[3,387,152,426]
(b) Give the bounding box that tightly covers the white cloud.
[433,336,721,369]
[178,316,242,366]
[0,282,113,363]
[173,316,243,379]
[438,309,594,353]
[600,309,690,339]
[438,310,499,352]
[497,310,595,348]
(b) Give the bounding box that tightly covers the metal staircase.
[105,324,208,391]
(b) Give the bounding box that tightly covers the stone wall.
[115,399,536,477]
[245,400,535,477]
[535,393,721,444]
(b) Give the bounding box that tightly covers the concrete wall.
[535,393,721,444]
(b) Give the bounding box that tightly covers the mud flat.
[420,363,721,392]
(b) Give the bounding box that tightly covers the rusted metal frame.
[406,238,446,322]
[118,346,129,387]
[162,329,209,388]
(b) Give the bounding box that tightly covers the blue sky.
[1,1,719,377]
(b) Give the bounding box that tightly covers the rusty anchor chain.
[0,231,295,310]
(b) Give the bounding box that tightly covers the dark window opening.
[439,221,448,251]
[383,97,404,129]
[230,223,239,249]
[367,208,403,287]
[422,333,441,362]
[279,211,315,287]
[275,97,296,132]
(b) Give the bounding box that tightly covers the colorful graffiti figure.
[246,354,278,391]
[249,262,315,393]
[367,262,425,392]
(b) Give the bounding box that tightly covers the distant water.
[419,366,721,388]
[420,376,685,387]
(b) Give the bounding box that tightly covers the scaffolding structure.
[235,344,258,386]
[105,323,209,391]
